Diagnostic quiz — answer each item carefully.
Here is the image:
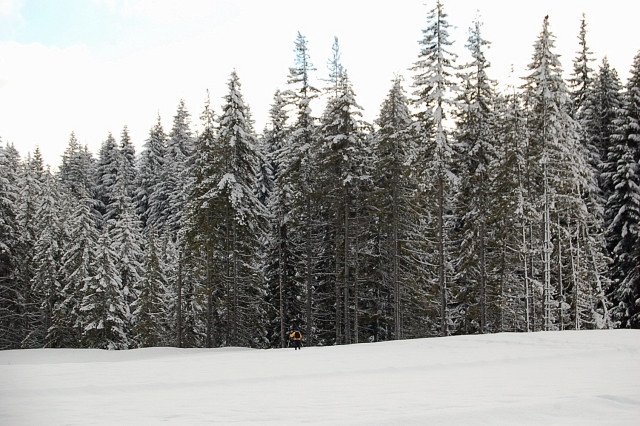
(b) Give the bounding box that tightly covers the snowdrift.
[1,330,638,425]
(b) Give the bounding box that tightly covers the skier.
[289,328,302,350]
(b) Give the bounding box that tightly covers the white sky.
[0,0,638,168]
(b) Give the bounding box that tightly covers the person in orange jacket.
[289,327,302,350]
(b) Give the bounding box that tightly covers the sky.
[0,0,638,169]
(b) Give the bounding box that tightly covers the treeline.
[1,2,639,350]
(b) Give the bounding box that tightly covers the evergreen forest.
[1,2,639,350]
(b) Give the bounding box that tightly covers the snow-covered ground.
[1,330,638,425]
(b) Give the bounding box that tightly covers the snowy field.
[1,330,638,425]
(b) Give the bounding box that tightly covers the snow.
[1,330,638,425]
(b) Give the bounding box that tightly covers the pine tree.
[133,229,166,347]
[372,78,423,340]
[164,100,194,238]
[59,132,95,200]
[186,90,219,347]
[0,141,23,348]
[107,153,145,344]
[569,14,594,118]
[56,194,99,347]
[606,51,640,328]
[95,133,120,225]
[316,69,369,344]
[284,32,320,344]
[119,126,137,200]
[261,90,300,348]
[11,151,40,346]
[139,116,167,231]
[595,60,625,212]
[196,72,268,347]
[80,231,129,349]
[492,87,531,332]
[452,18,498,334]
[523,16,605,330]
[29,170,67,347]
[411,0,458,336]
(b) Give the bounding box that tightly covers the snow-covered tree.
[56,194,99,347]
[28,171,67,347]
[132,229,166,347]
[283,32,320,344]
[194,72,268,347]
[119,126,137,200]
[80,231,129,349]
[606,51,640,328]
[411,0,458,336]
[107,153,145,342]
[523,16,606,331]
[139,116,167,231]
[95,133,120,224]
[163,100,194,238]
[452,18,499,334]
[59,132,95,200]
[371,78,424,340]
[0,141,23,349]
[316,69,370,344]
[261,90,300,348]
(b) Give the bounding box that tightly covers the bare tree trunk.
[354,218,360,344]
[232,220,238,346]
[522,219,531,332]
[177,252,183,348]
[305,194,313,345]
[343,188,350,344]
[438,175,447,337]
[570,221,579,330]
[480,218,487,334]
[277,211,285,348]
[206,247,213,347]
[557,215,564,331]
[543,164,552,331]
[392,165,401,340]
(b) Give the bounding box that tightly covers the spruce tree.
[261,90,300,348]
[284,32,320,344]
[139,116,167,231]
[80,230,129,349]
[316,69,369,344]
[95,133,120,224]
[29,171,67,347]
[0,141,23,348]
[186,90,219,347]
[372,78,423,340]
[163,100,194,238]
[107,154,145,343]
[133,230,166,347]
[59,132,95,200]
[119,126,137,200]
[523,16,605,330]
[411,0,458,336]
[57,194,99,347]
[198,72,268,347]
[452,18,498,334]
[606,51,640,328]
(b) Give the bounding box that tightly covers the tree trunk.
[278,211,285,348]
[206,247,213,347]
[343,188,350,344]
[305,194,313,345]
[543,163,552,331]
[438,174,447,337]
[176,252,183,348]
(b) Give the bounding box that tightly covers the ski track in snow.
[0,330,638,425]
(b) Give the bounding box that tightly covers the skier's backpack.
[293,331,301,340]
